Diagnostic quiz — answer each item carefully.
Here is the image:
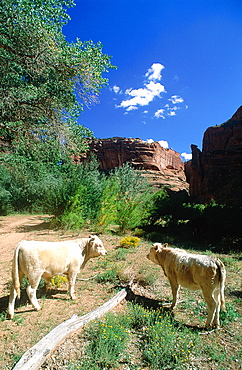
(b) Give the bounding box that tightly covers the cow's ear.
[163,243,168,248]
[153,243,160,251]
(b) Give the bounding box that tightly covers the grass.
[66,241,241,370]
[68,300,241,370]
[68,304,200,370]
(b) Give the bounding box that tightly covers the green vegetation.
[68,301,240,370]
[68,306,198,370]
[50,275,68,288]
[0,0,115,216]
[0,0,114,151]
[119,236,140,248]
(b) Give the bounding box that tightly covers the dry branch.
[12,286,129,370]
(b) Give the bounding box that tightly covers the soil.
[0,215,241,370]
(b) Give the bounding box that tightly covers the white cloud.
[119,81,165,111]
[115,64,186,118]
[181,152,192,161]
[169,95,184,104]
[112,85,121,94]
[126,105,138,111]
[158,140,169,149]
[154,108,165,119]
[146,139,154,143]
[145,63,164,81]
[167,110,176,117]
[145,138,169,149]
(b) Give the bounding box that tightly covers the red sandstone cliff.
[87,137,183,172]
[185,106,242,205]
[84,137,188,191]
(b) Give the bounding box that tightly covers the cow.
[8,235,107,319]
[147,243,226,328]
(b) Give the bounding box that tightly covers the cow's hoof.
[8,313,14,320]
[34,306,41,311]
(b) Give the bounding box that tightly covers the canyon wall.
[86,137,183,172]
[185,106,242,205]
[82,137,188,192]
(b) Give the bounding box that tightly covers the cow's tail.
[12,243,21,298]
[216,259,226,311]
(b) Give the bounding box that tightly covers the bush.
[98,163,153,232]
[50,275,68,288]
[119,236,140,248]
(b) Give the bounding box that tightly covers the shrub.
[50,275,68,288]
[119,236,140,248]
[77,313,130,369]
[95,268,119,284]
[98,163,153,232]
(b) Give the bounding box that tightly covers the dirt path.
[0,215,54,296]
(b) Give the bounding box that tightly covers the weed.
[0,311,7,322]
[21,276,45,289]
[95,268,119,284]
[68,303,199,370]
[50,275,68,288]
[110,247,130,261]
[12,353,22,366]
[137,264,160,286]
[119,236,140,248]
[220,301,240,325]
[13,315,25,325]
[76,313,130,369]
[220,255,236,267]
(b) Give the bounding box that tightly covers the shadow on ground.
[16,219,53,233]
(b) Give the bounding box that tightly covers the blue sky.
[64,0,242,160]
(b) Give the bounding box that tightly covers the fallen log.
[12,286,129,370]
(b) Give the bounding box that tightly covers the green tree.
[99,163,153,232]
[0,0,115,155]
[55,157,105,230]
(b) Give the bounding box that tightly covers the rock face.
[84,137,188,191]
[185,106,242,205]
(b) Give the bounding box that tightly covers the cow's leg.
[212,288,221,328]
[169,278,180,309]
[26,274,42,311]
[8,272,24,319]
[68,271,78,300]
[202,289,217,329]
[8,283,18,319]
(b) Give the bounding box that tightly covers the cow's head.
[146,243,168,265]
[88,235,107,258]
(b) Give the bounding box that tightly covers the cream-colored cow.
[147,243,226,328]
[8,235,107,319]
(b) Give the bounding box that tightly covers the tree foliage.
[54,162,153,232]
[0,0,115,154]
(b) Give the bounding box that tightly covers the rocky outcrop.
[185,106,242,205]
[87,137,183,172]
[84,137,188,191]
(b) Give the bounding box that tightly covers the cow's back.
[18,240,82,276]
[175,253,221,290]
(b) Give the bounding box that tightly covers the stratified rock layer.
[185,106,242,205]
[85,137,188,191]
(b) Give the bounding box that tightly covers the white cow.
[8,235,107,319]
[147,243,226,328]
